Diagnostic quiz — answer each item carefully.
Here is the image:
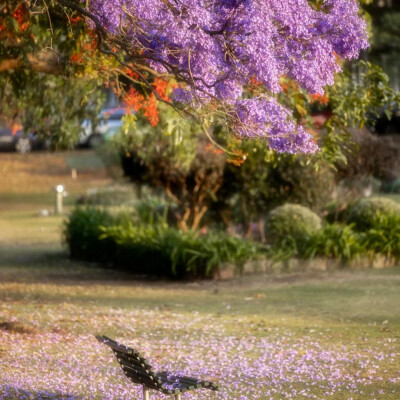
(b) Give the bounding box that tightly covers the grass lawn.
[0,152,399,400]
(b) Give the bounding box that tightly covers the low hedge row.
[64,207,118,263]
[64,207,261,279]
[64,197,400,278]
[265,199,400,262]
[347,197,400,231]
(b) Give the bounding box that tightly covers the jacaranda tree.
[0,0,384,153]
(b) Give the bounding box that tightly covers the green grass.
[1,256,399,399]
[1,259,399,338]
[0,191,399,399]
[0,209,65,245]
[65,153,106,170]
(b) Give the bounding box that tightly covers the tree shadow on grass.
[0,385,79,400]
[0,245,132,283]
[0,244,176,285]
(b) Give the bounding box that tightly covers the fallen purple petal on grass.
[0,308,398,399]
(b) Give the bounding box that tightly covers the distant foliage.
[347,197,400,231]
[76,186,137,206]
[265,204,322,245]
[336,129,400,184]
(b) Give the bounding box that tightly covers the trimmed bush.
[64,207,261,278]
[64,207,120,262]
[347,197,400,231]
[265,204,322,245]
[266,222,363,263]
[102,222,261,278]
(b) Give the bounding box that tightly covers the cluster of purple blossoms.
[86,0,369,153]
[235,97,318,153]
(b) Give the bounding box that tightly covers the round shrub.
[347,197,400,231]
[265,203,322,244]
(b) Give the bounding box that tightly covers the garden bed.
[64,200,400,280]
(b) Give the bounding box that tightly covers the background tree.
[1,0,399,170]
[119,106,225,231]
[364,0,400,91]
[0,1,111,146]
[215,147,335,238]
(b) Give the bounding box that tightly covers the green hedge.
[347,197,400,231]
[303,223,364,262]
[64,207,261,278]
[103,223,260,278]
[65,204,400,273]
[64,208,119,262]
[266,201,400,263]
[268,217,400,263]
[361,213,400,259]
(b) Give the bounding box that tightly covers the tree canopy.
[0,0,374,153]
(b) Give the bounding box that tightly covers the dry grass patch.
[0,151,111,195]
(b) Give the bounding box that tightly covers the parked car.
[0,119,40,153]
[79,108,126,148]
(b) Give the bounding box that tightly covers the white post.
[54,185,64,215]
[143,387,150,400]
